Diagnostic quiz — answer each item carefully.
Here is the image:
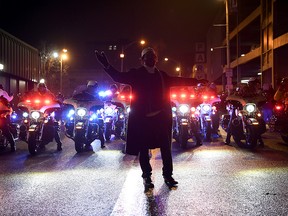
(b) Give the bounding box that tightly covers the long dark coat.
[105,66,200,155]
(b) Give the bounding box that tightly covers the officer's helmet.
[37,82,48,94]
[87,80,98,89]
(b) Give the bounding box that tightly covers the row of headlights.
[173,104,213,115]
[21,103,258,121]
[22,111,40,120]
[67,108,87,118]
[67,107,112,117]
[22,111,56,120]
[175,103,257,116]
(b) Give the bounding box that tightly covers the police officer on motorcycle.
[36,83,63,151]
[196,82,221,138]
[72,80,100,101]
[0,84,16,152]
[71,80,105,149]
[225,81,265,147]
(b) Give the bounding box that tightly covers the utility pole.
[225,0,233,94]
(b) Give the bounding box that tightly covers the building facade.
[206,0,288,91]
[0,28,40,96]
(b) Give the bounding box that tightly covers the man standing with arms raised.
[96,47,206,192]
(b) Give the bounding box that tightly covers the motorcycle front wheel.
[114,120,124,139]
[203,121,212,141]
[104,123,112,141]
[74,131,84,153]
[179,125,188,149]
[114,126,122,139]
[245,126,258,149]
[28,132,38,155]
[98,128,105,147]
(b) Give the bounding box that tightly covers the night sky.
[0,0,220,71]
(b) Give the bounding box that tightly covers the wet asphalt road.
[0,129,288,216]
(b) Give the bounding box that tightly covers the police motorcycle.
[98,87,127,141]
[115,85,132,141]
[268,78,288,144]
[0,97,19,151]
[221,92,266,149]
[170,86,202,148]
[17,93,61,155]
[63,89,105,153]
[194,91,221,141]
[269,101,288,144]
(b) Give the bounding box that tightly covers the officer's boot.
[54,130,63,151]
[7,133,16,152]
[225,133,231,145]
[10,143,16,152]
[258,136,264,147]
[57,143,62,151]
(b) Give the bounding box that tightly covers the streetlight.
[53,49,68,93]
[164,57,182,77]
[213,0,232,94]
[224,0,232,94]
[120,40,146,72]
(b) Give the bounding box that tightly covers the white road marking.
[111,150,158,216]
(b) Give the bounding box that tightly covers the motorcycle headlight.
[179,104,189,114]
[76,108,87,117]
[245,103,256,113]
[67,109,75,118]
[23,112,29,118]
[89,113,97,121]
[99,90,112,97]
[202,104,211,112]
[31,111,41,120]
[98,91,106,97]
[105,107,114,115]
[11,113,17,119]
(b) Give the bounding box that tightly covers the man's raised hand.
[95,50,110,68]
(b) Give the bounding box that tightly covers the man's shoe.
[164,176,178,188]
[143,177,154,193]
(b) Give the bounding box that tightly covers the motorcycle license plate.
[204,116,211,121]
[28,124,37,132]
[104,117,112,123]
